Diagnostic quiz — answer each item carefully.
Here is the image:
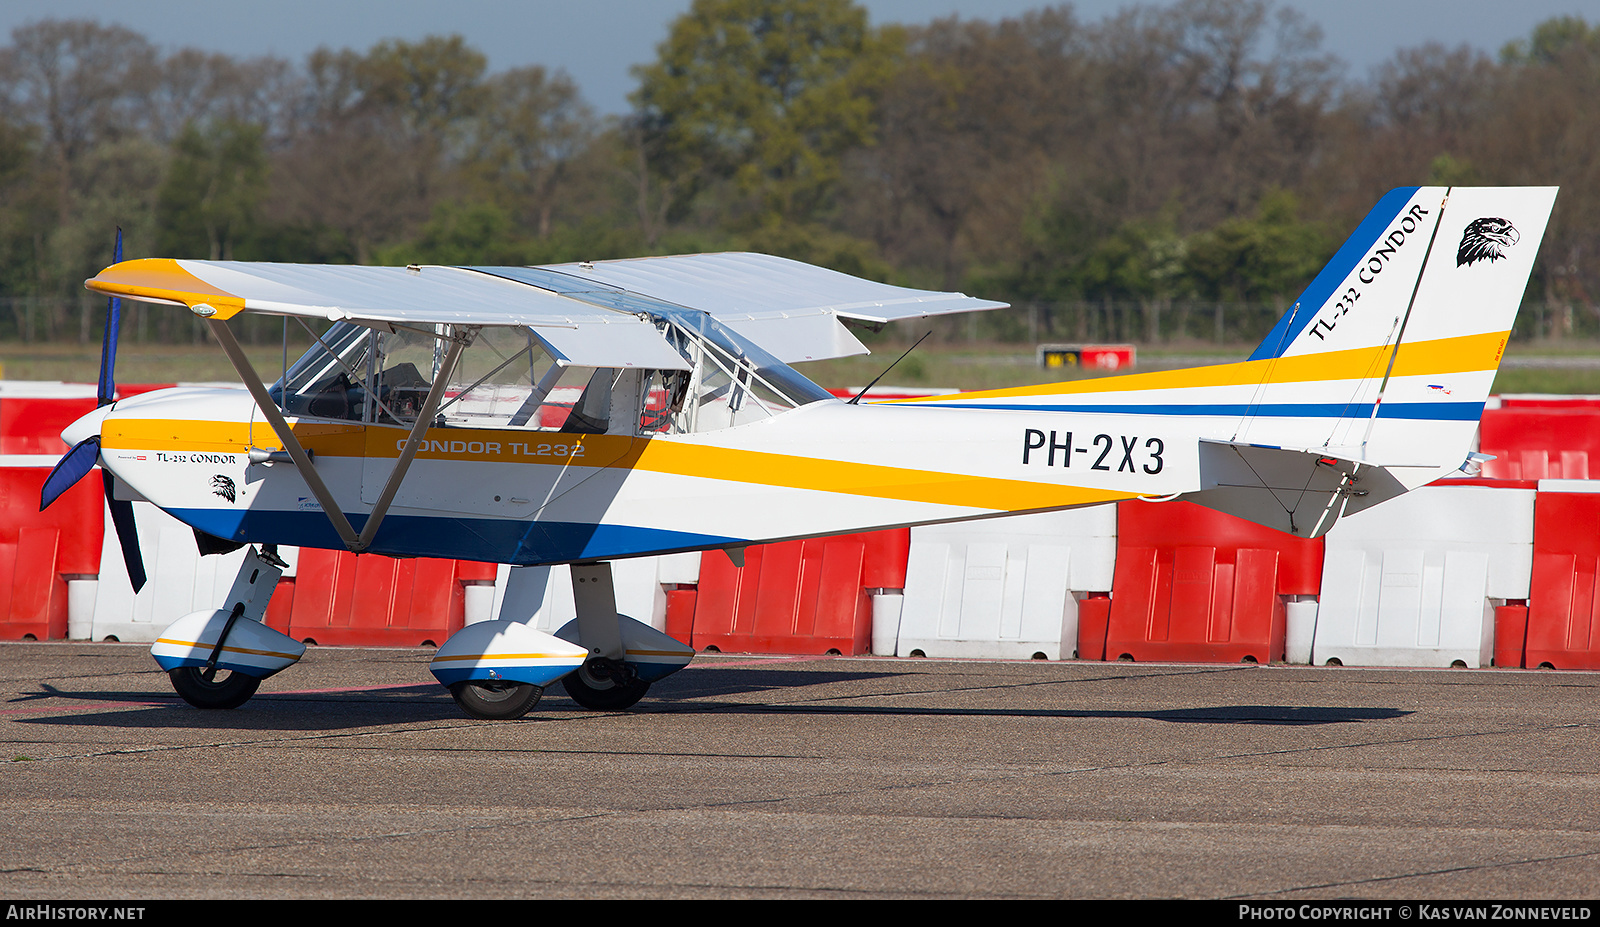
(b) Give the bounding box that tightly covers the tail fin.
[905,186,1556,537]
[1232,186,1556,472]
[1197,185,1556,534]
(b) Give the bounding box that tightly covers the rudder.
[1232,186,1556,479]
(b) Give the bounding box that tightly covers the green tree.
[357,35,488,203]
[469,66,595,239]
[155,120,268,260]
[1183,190,1330,303]
[630,0,897,230]
[1501,16,1600,65]
[849,9,1084,289]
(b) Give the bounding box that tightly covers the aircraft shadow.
[7,683,463,731]
[646,667,1410,725]
[637,702,1412,725]
[8,670,1410,729]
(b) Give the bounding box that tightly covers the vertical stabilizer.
[1234,186,1556,485]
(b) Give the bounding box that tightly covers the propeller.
[39,228,147,592]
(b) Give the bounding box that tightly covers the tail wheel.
[561,658,649,711]
[168,666,261,710]
[448,681,542,720]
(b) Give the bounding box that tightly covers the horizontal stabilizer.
[1182,440,1408,537]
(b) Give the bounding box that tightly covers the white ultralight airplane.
[42,185,1556,719]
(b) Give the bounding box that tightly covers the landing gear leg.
[154,546,303,709]
[560,562,652,710]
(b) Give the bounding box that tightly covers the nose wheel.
[561,657,650,711]
[168,666,261,710]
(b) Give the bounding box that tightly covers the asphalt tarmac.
[2,641,1598,900]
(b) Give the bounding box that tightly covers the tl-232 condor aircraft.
[42,186,1555,719]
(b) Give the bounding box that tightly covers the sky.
[0,0,1593,114]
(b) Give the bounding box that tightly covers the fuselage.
[91,385,1204,565]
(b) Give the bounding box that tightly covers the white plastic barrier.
[488,552,701,633]
[90,500,299,642]
[1312,483,1534,668]
[897,505,1117,659]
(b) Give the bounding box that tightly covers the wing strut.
[358,334,465,550]
[206,315,467,553]
[205,317,361,549]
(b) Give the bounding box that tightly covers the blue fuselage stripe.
[171,508,741,564]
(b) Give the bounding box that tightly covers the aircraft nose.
[61,404,112,447]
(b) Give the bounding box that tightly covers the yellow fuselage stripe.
[882,331,1509,402]
[102,419,1136,513]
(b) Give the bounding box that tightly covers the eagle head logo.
[211,474,236,503]
[1457,217,1519,267]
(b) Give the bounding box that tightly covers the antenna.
[848,331,932,405]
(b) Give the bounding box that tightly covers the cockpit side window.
[272,321,630,432]
[269,321,371,421]
[637,317,825,434]
[269,316,832,436]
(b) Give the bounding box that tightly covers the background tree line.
[0,0,1595,346]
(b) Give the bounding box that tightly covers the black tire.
[448,681,542,720]
[561,660,650,711]
[168,666,261,710]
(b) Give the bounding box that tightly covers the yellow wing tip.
[86,258,246,318]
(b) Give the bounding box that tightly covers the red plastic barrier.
[0,385,178,455]
[456,560,499,583]
[0,466,104,577]
[1481,449,1588,480]
[1526,492,1600,669]
[1104,500,1324,664]
[1493,602,1529,669]
[663,586,697,644]
[1,396,94,454]
[1495,396,1600,409]
[265,577,296,635]
[1076,593,1112,662]
[0,466,105,640]
[0,527,67,640]
[286,549,468,646]
[1430,477,1540,491]
[1479,407,1600,479]
[1115,500,1324,593]
[688,529,909,655]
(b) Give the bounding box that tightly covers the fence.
[0,297,309,346]
[864,299,1600,348]
[1,295,1596,348]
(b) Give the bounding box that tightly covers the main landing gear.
[429,561,697,719]
[448,680,544,720]
[153,549,695,720]
[561,656,650,711]
[559,563,653,711]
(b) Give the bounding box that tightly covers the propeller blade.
[103,470,146,593]
[39,437,101,511]
[97,227,123,407]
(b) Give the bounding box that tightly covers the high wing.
[84,253,1007,366]
[521,253,1006,362]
